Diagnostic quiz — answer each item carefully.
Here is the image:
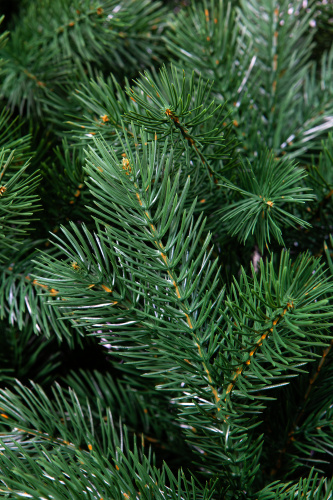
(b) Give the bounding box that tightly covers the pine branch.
[236,0,333,158]
[0,150,41,254]
[0,240,80,342]
[124,65,235,180]
[165,0,256,109]
[219,150,314,251]
[0,0,168,116]
[1,1,333,497]
[256,469,333,500]
[33,129,333,491]
[0,380,216,499]
[34,134,259,484]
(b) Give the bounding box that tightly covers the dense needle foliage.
[0,0,333,498]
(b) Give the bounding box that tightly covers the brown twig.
[165,108,218,182]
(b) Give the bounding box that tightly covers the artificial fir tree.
[0,0,333,498]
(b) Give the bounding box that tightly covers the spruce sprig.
[219,151,314,250]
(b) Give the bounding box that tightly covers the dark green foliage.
[0,0,333,498]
